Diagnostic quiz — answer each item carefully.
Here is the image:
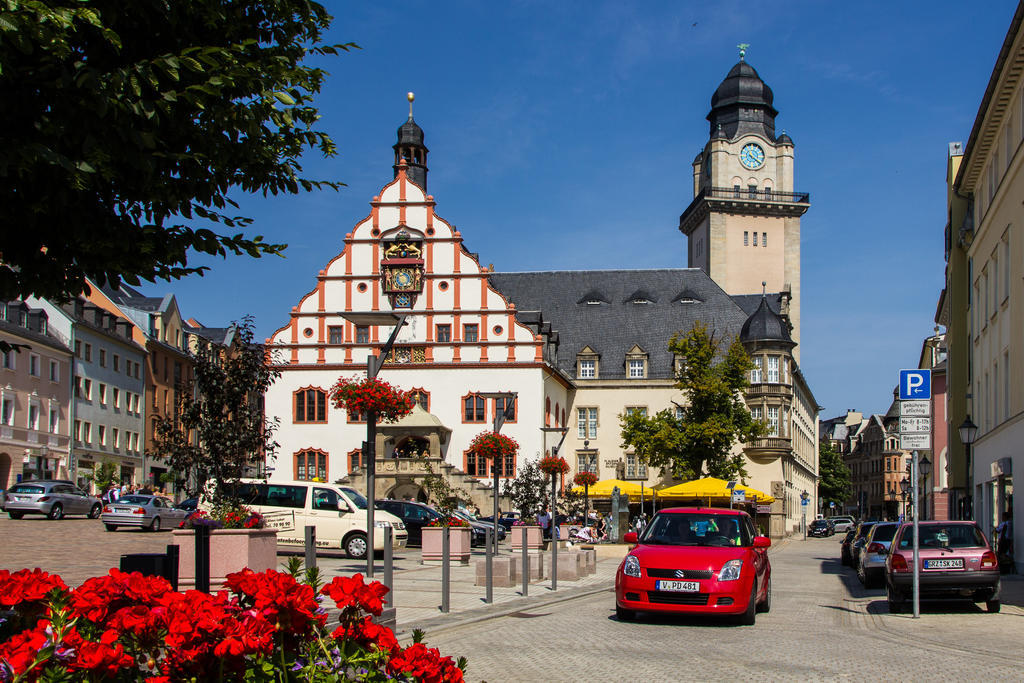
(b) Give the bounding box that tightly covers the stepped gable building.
[266,58,819,536]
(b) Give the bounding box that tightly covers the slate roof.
[488,269,752,380]
[731,293,781,318]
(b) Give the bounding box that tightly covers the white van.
[227,479,407,559]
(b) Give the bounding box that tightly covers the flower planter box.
[510,525,544,552]
[172,528,278,591]
[421,526,472,565]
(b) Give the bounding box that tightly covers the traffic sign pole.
[912,450,921,619]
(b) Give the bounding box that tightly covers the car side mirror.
[337,504,352,515]
[624,531,638,544]
[753,536,771,549]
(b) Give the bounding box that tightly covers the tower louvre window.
[762,232,767,247]
[744,231,748,246]
[752,232,758,247]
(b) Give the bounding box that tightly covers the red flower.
[468,431,518,460]
[0,621,49,679]
[0,568,67,608]
[573,471,599,487]
[329,376,413,423]
[330,615,399,653]
[321,573,389,617]
[538,455,570,476]
[388,642,465,683]
[64,627,135,676]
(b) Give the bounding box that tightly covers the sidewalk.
[306,542,629,639]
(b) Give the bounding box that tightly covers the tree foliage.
[818,441,852,508]
[152,317,280,504]
[502,461,548,521]
[619,321,764,481]
[0,0,356,302]
[81,461,119,494]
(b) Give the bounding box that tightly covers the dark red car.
[614,507,771,625]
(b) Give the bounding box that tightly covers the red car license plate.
[923,558,964,569]
[655,580,700,592]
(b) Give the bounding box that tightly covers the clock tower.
[679,50,809,358]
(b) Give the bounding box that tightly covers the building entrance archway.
[388,482,427,503]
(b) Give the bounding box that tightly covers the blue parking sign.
[899,369,931,400]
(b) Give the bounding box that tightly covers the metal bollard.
[383,526,394,608]
[441,526,450,613]
[165,544,180,592]
[485,527,493,604]
[195,525,210,593]
[304,525,317,571]
[521,527,529,597]
[551,526,558,592]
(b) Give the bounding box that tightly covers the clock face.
[740,143,765,170]
[394,270,413,288]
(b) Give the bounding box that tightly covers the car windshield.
[812,520,828,527]
[9,485,44,494]
[118,496,151,504]
[340,488,368,510]
[452,510,474,522]
[872,524,898,542]
[855,523,876,539]
[638,512,751,547]
[898,524,987,550]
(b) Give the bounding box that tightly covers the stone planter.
[510,525,544,552]
[172,528,278,591]
[421,526,472,565]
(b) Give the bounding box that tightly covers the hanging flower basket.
[538,455,570,476]
[468,431,519,460]
[573,471,598,488]
[329,375,413,423]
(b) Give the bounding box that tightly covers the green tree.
[0,0,355,303]
[818,441,852,510]
[82,461,119,495]
[418,458,471,517]
[502,461,547,521]
[152,317,280,504]
[620,321,764,481]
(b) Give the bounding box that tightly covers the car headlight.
[623,555,641,578]
[395,522,405,530]
[375,520,392,528]
[719,559,743,581]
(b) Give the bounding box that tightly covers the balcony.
[743,436,791,459]
[745,383,792,398]
[679,186,811,233]
[703,186,810,204]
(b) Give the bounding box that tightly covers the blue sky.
[141,0,1018,419]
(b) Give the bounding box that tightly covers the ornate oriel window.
[294,387,327,423]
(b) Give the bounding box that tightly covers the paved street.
[4,516,1023,681]
[424,536,1024,682]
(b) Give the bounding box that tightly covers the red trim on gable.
[317,315,325,363]
[290,314,299,363]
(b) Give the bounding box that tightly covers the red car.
[614,507,771,625]
[885,520,1001,613]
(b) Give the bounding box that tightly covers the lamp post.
[800,490,809,539]
[918,455,932,521]
[578,439,599,529]
[541,427,569,591]
[340,312,408,579]
[477,391,518,557]
[899,477,909,520]
[957,416,977,520]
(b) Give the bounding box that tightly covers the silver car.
[857,522,899,588]
[830,517,856,533]
[6,481,102,520]
[101,495,189,532]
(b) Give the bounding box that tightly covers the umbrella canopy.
[658,477,775,504]
[570,479,647,497]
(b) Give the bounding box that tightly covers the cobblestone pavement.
[0,515,178,587]
[424,536,1024,682]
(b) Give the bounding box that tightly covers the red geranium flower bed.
[0,566,465,682]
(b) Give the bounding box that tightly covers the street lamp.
[477,391,518,557]
[800,490,809,539]
[899,477,910,520]
[340,312,408,578]
[918,455,932,520]
[578,439,599,529]
[958,416,978,520]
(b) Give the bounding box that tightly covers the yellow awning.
[658,477,775,504]
[570,479,648,497]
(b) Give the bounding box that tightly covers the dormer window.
[586,300,604,306]
[576,346,599,379]
[625,344,648,379]
[632,298,650,305]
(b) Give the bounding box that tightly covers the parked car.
[886,521,1001,613]
[101,495,190,532]
[375,499,444,547]
[849,521,877,568]
[808,519,833,537]
[840,528,857,566]
[856,522,898,587]
[614,507,772,625]
[177,498,199,513]
[830,516,856,533]
[478,512,520,531]
[452,509,506,543]
[5,481,102,520]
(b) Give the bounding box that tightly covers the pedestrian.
[538,508,551,540]
[110,484,120,502]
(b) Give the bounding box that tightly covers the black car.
[840,528,856,566]
[376,500,487,547]
[808,519,833,537]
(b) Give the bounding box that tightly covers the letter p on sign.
[899,369,931,401]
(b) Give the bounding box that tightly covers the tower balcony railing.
[705,186,810,203]
[744,436,791,451]
[745,382,792,398]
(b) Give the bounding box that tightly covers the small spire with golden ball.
[407,91,415,119]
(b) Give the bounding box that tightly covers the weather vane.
[738,43,749,60]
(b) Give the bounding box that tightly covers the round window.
[438,281,449,291]
[493,325,503,335]
[303,327,313,338]
[357,282,368,292]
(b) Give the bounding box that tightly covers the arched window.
[494,395,517,424]
[467,448,516,479]
[294,387,327,423]
[294,449,328,481]
[545,398,551,427]
[462,393,486,423]
[554,403,561,427]
[348,448,364,473]
[409,388,430,411]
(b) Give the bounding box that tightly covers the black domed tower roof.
[393,92,429,192]
[740,293,793,346]
[707,57,778,141]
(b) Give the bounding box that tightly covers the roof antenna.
[407,91,415,120]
